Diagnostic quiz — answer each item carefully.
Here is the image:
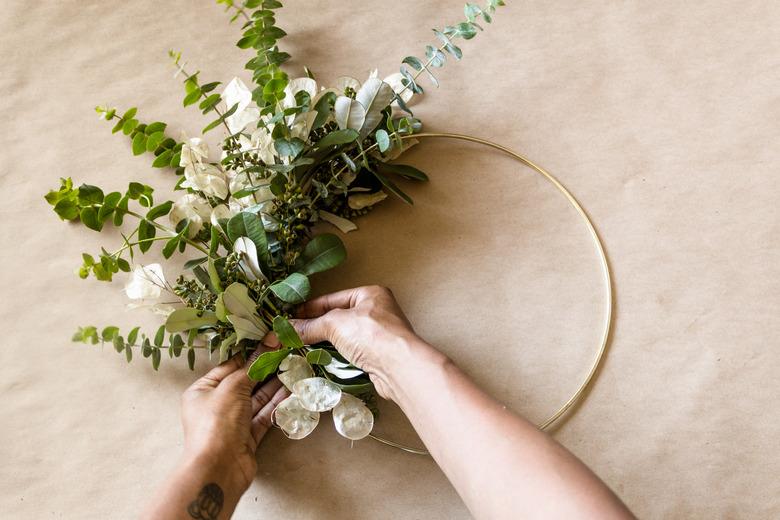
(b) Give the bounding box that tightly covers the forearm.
[384,338,633,519]
[141,451,248,520]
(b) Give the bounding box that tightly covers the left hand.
[180,338,288,492]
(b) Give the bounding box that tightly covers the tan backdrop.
[1,1,778,518]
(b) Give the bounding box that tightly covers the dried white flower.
[292,377,342,412]
[169,193,211,237]
[222,77,260,134]
[348,191,387,210]
[278,354,315,391]
[124,263,166,300]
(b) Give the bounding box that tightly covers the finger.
[289,315,334,345]
[251,384,290,444]
[251,377,283,416]
[296,288,361,318]
[221,342,277,391]
[196,355,244,387]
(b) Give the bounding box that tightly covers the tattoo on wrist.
[187,483,224,520]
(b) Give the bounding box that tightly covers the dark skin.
[143,286,633,519]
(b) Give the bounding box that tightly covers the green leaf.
[315,129,359,148]
[375,129,390,152]
[127,326,140,345]
[79,207,102,231]
[113,196,128,226]
[227,315,267,342]
[426,45,446,67]
[154,325,165,347]
[152,150,174,168]
[144,122,167,134]
[53,199,79,220]
[145,131,165,152]
[183,88,202,107]
[372,168,413,205]
[113,336,125,353]
[221,283,262,324]
[117,258,131,272]
[269,273,310,304]
[273,315,304,349]
[187,347,195,370]
[162,236,178,259]
[146,201,173,220]
[101,326,119,341]
[300,234,347,275]
[208,257,223,293]
[199,93,221,113]
[138,220,156,252]
[78,184,104,205]
[121,107,137,120]
[125,343,133,362]
[184,257,207,271]
[151,347,161,370]
[247,348,292,381]
[218,333,237,364]
[377,162,429,181]
[306,348,332,365]
[241,212,270,267]
[402,56,424,71]
[122,119,138,135]
[165,308,219,333]
[142,338,152,358]
[274,137,305,157]
[131,132,146,156]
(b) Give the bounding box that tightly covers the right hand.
[291,285,427,400]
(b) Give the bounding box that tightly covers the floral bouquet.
[45,0,504,443]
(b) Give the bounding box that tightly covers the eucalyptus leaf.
[247,347,293,381]
[165,308,219,333]
[306,348,332,365]
[269,273,311,304]
[300,234,346,275]
[273,315,304,349]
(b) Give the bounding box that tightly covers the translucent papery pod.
[292,377,342,412]
[272,395,320,440]
[278,354,314,391]
[332,393,375,440]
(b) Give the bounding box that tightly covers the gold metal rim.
[369,132,614,455]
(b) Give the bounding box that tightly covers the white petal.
[273,395,320,440]
[283,77,318,108]
[355,78,394,137]
[323,362,365,380]
[334,76,361,94]
[292,377,342,412]
[124,264,166,300]
[348,191,387,210]
[278,354,315,391]
[332,394,374,440]
[318,210,357,233]
[210,204,234,227]
[233,237,266,281]
[334,96,366,131]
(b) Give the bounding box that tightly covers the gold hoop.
[369,132,614,455]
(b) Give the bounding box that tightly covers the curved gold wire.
[369,132,614,455]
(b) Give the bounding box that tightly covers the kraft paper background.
[1,1,778,518]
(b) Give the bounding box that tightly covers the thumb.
[289,315,332,345]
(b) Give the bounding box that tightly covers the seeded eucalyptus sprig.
[398,0,505,98]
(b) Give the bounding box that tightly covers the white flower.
[222,77,260,134]
[181,162,229,200]
[124,264,166,300]
[210,204,235,227]
[367,69,414,105]
[169,194,211,237]
[238,126,275,165]
[290,110,318,142]
[179,137,209,167]
[283,77,318,110]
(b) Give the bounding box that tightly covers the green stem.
[123,209,211,256]
[396,41,449,98]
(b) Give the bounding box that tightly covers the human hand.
[292,285,442,401]
[179,341,289,492]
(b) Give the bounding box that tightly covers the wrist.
[373,334,450,404]
[180,447,253,497]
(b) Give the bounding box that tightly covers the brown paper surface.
[1,1,778,518]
